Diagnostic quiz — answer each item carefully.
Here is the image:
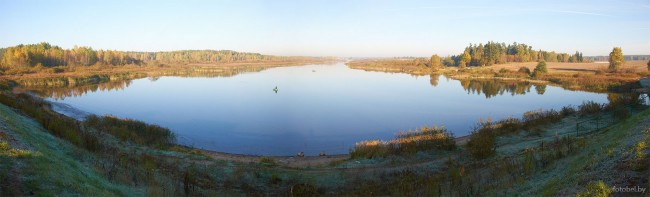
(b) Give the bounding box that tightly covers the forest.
[0,42,318,70]
[448,41,585,67]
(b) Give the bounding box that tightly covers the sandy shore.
[198,149,350,168]
[49,101,91,120]
[198,135,470,168]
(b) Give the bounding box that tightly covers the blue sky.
[1,0,649,57]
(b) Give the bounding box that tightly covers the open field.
[491,61,648,73]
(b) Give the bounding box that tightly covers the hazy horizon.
[1,0,649,57]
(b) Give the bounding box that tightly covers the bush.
[259,157,277,167]
[0,80,13,91]
[290,183,318,196]
[350,126,456,158]
[0,143,8,153]
[350,140,389,159]
[498,68,509,73]
[560,106,576,116]
[522,109,562,129]
[466,120,496,159]
[84,115,175,148]
[518,67,531,75]
[605,93,642,111]
[612,106,630,121]
[578,101,603,116]
[576,180,612,197]
[494,117,521,135]
[532,61,548,77]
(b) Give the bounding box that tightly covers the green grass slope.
[0,103,139,196]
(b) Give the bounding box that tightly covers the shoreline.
[43,96,472,167]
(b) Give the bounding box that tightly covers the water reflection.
[25,65,287,99]
[29,80,133,100]
[32,63,608,155]
[458,78,546,98]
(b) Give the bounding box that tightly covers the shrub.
[605,93,642,111]
[290,183,318,196]
[612,106,630,121]
[350,140,389,159]
[578,101,603,116]
[498,68,509,73]
[259,157,277,167]
[494,117,521,135]
[560,106,576,116]
[466,120,496,159]
[576,180,612,197]
[518,67,531,75]
[532,61,548,77]
[522,109,562,129]
[0,80,12,91]
[350,126,456,158]
[0,141,8,151]
[7,149,33,158]
[634,141,648,171]
[84,115,175,148]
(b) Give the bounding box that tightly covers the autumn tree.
[0,42,316,71]
[430,54,442,69]
[608,47,625,71]
[461,51,471,68]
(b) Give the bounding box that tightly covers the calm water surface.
[45,63,608,155]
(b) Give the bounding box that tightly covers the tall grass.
[350,126,455,159]
[0,93,101,151]
[466,120,497,159]
[84,115,175,149]
[522,109,562,129]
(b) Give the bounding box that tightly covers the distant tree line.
[0,42,316,69]
[586,55,650,62]
[445,41,585,67]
